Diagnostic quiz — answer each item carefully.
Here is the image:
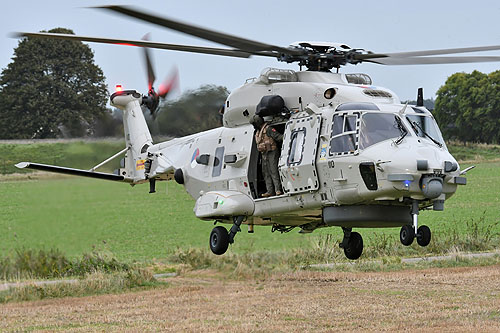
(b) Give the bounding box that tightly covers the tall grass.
[447,141,500,162]
[170,214,499,275]
[0,249,130,280]
[0,249,158,303]
[0,270,157,303]
[365,214,499,258]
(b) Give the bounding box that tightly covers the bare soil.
[1,265,499,332]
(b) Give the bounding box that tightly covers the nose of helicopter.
[363,137,461,202]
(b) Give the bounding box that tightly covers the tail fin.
[111,90,152,183]
[16,90,153,184]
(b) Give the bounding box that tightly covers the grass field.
[0,140,125,174]
[1,156,499,262]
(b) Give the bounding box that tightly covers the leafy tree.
[434,70,500,143]
[155,85,229,137]
[0,28,108,139]
[92,108,124,138]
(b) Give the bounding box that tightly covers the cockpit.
[359,113,407,150]
[329,103,446,156]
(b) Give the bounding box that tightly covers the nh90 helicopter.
[15,6,500,259]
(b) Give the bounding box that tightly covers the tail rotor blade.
[158,67,179,98]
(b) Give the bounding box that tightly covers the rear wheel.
[344,232,363,260]
[400,225,415,246]
[210,226,229,255]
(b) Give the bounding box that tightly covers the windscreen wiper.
[394,116,408,145]
[410,120,443,148]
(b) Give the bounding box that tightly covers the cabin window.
[359,113,406,150]
[330,114,359,155]
[212,146,225,177]
[287,128,306,165]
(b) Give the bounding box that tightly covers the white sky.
[2,0,500,101]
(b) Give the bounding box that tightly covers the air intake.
[363,89,392,98]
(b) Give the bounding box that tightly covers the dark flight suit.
[256,123,283,196]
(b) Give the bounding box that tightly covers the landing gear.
[399,201,432,247]
[400,225,415,246]
[340,228,363,260]
[209,216,245,255]
[417,225,431,247]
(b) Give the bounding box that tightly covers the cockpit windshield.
[359,113,407,150]
[406,115,445,147]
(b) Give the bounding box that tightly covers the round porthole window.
[324,88,336,99]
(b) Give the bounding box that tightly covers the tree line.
[0,28,499,143]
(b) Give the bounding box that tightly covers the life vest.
[255,123,277,153]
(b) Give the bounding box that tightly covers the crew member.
[250,114,283,197]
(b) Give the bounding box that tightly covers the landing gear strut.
[209,216,244,255]
[399,201,432,247]
[340,227,363,260]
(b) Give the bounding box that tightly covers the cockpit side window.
[359,113,406,150]
[406,114,445,147]
[330,113,359,155]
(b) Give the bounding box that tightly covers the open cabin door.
[279,114,322,194]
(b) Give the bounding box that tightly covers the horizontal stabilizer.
[15,162,125,182]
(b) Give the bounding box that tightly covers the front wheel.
[417,225,431,247]
[210,226,229,255]
[400,225,415,246]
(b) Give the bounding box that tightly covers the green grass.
[447,142,500,162]
[0,178,316,261]
[1,160,499,262]
[0,140,125,174]
[0,140,499,262]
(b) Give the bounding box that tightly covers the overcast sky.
[2,0,500,101]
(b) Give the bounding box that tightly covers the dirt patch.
[1,265,499,332]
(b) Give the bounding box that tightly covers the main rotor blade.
[356,44,500,62]
[14,32,254,58]
[366,55,500,65]
[142,34,156,90]
[96,5,300,55]
[384,45,500,58]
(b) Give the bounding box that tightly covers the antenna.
[417,88,424,107]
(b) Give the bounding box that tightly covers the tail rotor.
[141,33,179,119]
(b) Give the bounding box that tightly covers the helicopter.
[14,5,500,259]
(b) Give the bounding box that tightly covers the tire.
[210,226,229,255]
[417,225,431,247]
[400,225,415,246]
[344,232,363,260]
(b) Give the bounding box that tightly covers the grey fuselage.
[112,69,465,231]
